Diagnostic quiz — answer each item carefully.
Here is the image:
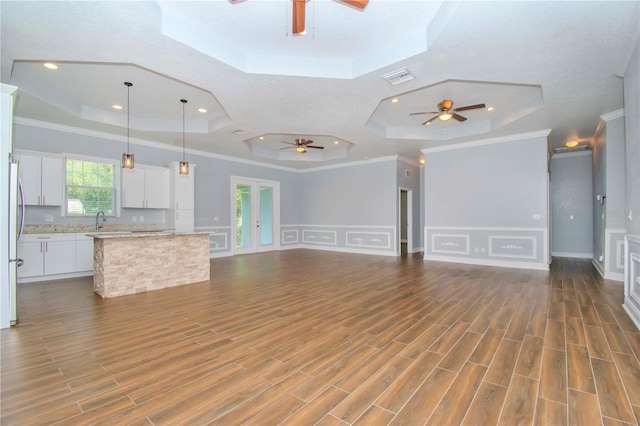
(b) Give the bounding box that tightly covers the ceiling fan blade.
[280,146,295,150]
[301,140,314,145]
[410,111,439,116]
[281,141,297,146]
[452,113,467,122]
[307,145,325,149]
[334,0,369,10]
[421,116,439,126]
[455,103,486,112]
[292,0,306,35]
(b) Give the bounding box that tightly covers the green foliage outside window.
[66,159,116,215]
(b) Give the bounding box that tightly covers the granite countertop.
[87,231,210,239]
[24,224,168,234]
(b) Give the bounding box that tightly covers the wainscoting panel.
[281,225,397,256]
[605,228,626,281]
[623,235,640,330]
[424,226,548,271]
[195,226,232,258]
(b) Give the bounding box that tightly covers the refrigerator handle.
[18,179,24,241]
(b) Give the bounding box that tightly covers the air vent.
[553,145,591,154]
[405,169,412,178]
[382,68,414,86]
[232,128,249,135]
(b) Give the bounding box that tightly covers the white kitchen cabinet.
[75,234,94,273]
[166,162,195,232]
[17,234,76,279]
[122,166,170,209]
[18,154,63,206]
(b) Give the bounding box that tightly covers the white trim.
[605,271,624,282]
[18,270,92,283]
[426,226,547,232]
[195,226,233,231]
[431,233,470,255]
[488,235,536,260]
[300,245,398,257]
[410,246,424,254]
[302,230,337,246]
[421,130,551,154]
[424,254,549,271]
[209,233,229,251]
[551,151,592,159]
[287,224,394,229]
[210,251,233,259]
[600,109,624,121]
[616,240,625,270]
[399,187,413,255]
[397,156,421,168]
[281,229,299,244]
[592,259,605,279]
[605,228,627,273]
[346,231,392,249]
[14,117,400,174]
[551,252,594,259]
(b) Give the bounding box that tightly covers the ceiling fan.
[280,138,325,153]
[410,99,486,126]
[229,0,369,35]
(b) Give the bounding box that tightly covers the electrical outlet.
[532,213,541,220]
[139,216,144,222]
[132,216,137,222]
[44,215,53,222]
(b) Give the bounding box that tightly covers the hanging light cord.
[181,99,187,161]
[125,82,132,152]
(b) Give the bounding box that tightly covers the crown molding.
[600,109,624,121]
[421,129,552,154]
[13,116,399,174]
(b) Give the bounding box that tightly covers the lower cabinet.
[18,234,76,279]
[75,235,94,273]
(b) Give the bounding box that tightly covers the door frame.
[399,187,413,255]
[230,176,280,255]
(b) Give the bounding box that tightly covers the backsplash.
[24,223,168,234]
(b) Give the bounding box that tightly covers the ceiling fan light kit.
[410,99,486,126]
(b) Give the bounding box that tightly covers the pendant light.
[121,81,134,169]
[179,99,189,175]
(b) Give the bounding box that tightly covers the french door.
[231,177,280,254]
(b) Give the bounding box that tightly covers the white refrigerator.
[2,83,19,329]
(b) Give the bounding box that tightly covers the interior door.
[232,177,279,255]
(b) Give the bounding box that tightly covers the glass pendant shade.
[179,160,189,175]
[122,152,134,169]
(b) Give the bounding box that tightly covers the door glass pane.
[236,185,252,248]
[259,186,273,246]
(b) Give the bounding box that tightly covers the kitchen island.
[90,231,210,298]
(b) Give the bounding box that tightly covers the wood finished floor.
[2,250,639,425]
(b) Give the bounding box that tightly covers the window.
[65,158,116,215]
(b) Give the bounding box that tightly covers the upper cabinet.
[121,166,170,209]
[18,154,63,206]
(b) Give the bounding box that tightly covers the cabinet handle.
[40,242,43,253]
[43,195,46,205]
[38,195,41,205]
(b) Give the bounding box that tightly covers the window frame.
[62,154,121,217]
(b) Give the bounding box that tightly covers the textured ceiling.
[1,1,639,169]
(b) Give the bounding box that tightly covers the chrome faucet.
[95,211,106,230]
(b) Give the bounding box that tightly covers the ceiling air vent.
[382,68,414,86]
[232,128,249,136]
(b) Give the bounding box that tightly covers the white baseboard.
[423,254,549,271]
[623,303,640,332]
[592,259,605,278]
[279,244,302,251]
[18,271,93,284]
[552,252,593,259]
[409,246,424,254]
[604,271,624,282]
[301,244,398,257]
[210,251,232,259]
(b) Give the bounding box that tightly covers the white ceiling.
[1,1,639,169]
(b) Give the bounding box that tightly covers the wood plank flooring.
[2,250,639,425]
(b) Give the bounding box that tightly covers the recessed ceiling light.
[112,105,123,110]
[198,108,207,113]
[426,122,431,126]
[419,158,425,165]
[487,106,494,111]
[565,140,579,148]
[259,136,264,140]
[334,140,339,144]
[391,98,399,103]
[43,62,58,70]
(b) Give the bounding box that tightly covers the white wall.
[423,132,550,270]
[550,152,593,258]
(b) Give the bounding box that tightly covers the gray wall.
[592,122,606,268]
[14,122,403,256]
[625,40,640,238]
[550,152,593,257]
[423,134,549,269]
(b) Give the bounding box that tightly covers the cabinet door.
[174,209,194,233]
[144,168,170,209]
[174,171,194,210]
[18,155,42,205]
[41,157,63,206]
[75,240,94,272]
[44,240,76,275]
[122,168,146,208]
[17,242,44,278]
